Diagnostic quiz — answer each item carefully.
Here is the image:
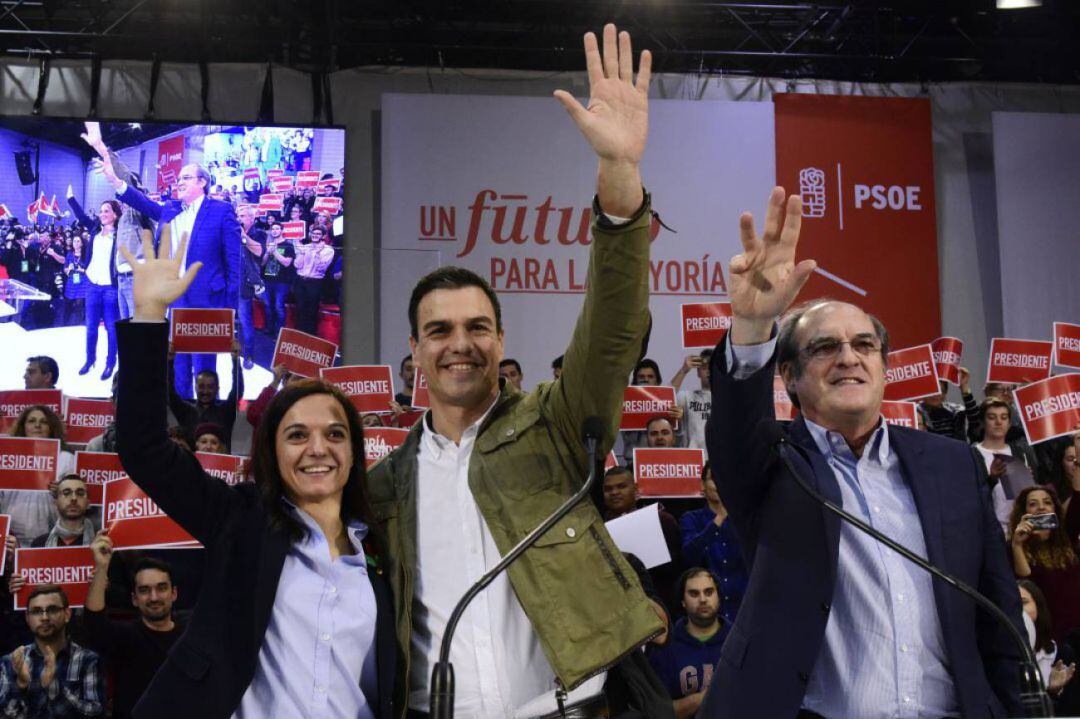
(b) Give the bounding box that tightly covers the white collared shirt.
[169,194,204,272]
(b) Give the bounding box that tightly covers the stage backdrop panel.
[992,112,1080,346]
[379,93,775,388]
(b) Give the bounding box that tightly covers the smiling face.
[195,433,225,454]
[409,286,504,415]
[21,409,52,438]
[132,568,176,622]
[275,394,353,508]
[98,202,117,228]
[176,164,206,204]
[602,470,638,515]
[1025,488,1056,542]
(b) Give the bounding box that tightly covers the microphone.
[761,421,1052,717]
[429,415,607,719]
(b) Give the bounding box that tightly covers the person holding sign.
[112,226,395,717]
[701,188,1023,718]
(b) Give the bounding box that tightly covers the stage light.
[996,0,1042,8]
[129,122,141,129]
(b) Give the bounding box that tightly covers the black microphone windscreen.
[757,419,787,447]
[581,416,605,444]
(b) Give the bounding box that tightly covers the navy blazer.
[115,321,396,718]
[699,338,1024,719]
[117,185,241,309]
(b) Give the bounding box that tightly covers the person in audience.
[361,414,384,429]
[647,568,729,718]
[394,355,414,407]
[292,225,335,335]
[192,422,229,454]
[84,536,184,719]
[551,354,563,380]
[23,356,58,390]
[918,367,977,441]
[260,221,295,340]
[679,462,748,624]
[237,205,266,370]
[1052,436,1080,540]
[974,397,1039,533]
[633,358,662,386]
[66,190,121,381]
[2,406,74,546]
[112,224,395,716]
[0,585,104,717]
[498,358,524,391]
[645,415,679,448]
[85,374,120,453]
[167,343,243,448]
[31,475,95,548]
[670,349,712,450]
[61,234,88,327]
[1010,486,1080,641]
[1018,579,1079,713]
[166,425,194,451]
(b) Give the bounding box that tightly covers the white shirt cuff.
[115,181,129,197]
[726,337,778,380]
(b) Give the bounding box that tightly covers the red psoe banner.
[296,170,321,188]
[13,547,95,610]
[73,451,127,505]
[881,400,919,429]
[312,196,343,215]
[680,302,732,349]
[1054,323,1080,370]
[103,477,199,549]
[987,338,1053,385]
[620,386,678,432]
[170,308,235,354]
[195,452,249,486]
[258,193,284,212]
[0,389,63,434]
[1013,374,1080,445]
[774,375,797,421]
[884,344,941,401]
[156,136,184,193]
[320,365,395,414]
[272,328,338,378]
[931,337,964,386]
[633,447,706,497]
[774,94,940,349]
[281,221,307,241]
[364,427,409,468]
[411,368,430,409]
[0,437,59,491]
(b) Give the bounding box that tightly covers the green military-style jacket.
[368,195,666,718]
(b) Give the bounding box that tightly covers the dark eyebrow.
[422,316,494,333]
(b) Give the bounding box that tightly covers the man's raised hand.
[728,188,816,344]
[118,225,202,321]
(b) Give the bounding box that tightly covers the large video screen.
[0,119,347,402]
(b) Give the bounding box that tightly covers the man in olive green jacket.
[368,25,671,718]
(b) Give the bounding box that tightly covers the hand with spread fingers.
[118,225,203,321]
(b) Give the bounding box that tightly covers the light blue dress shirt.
[233,505,378,719]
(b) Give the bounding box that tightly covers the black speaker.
[14,151,35,185]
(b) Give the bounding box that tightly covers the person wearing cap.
[193,423,228,454]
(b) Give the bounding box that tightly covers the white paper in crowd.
[603,503,671,569]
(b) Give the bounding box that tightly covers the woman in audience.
[1010,486,1080,641]
[67,187,122,380]
[113,229,395,717]
[61,232,87,326]
[1018,579,1079,712]
[1048,436,1080,541]
[2,405,75,546]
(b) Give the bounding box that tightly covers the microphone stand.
[773,434,1053,717]
[429,420,605,719]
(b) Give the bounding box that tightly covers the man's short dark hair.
[131,557,175,587]
[699,348,714,361]
[399,355,413,373]
[499,359,522,374]
[677,567,719,599]
[980,397,1013,423]
[196,369,219,384]
[551,355,564,370]
[604,466,633,481]
[407,266,502,340]
[27,583,69,608]
[27,355,59,384]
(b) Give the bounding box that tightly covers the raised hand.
[728,188,817,344]
[66,184,74,200]
[39,645,56,688]
[118,225,202,321]
[11,646,29,690]
[90,530,113,569]
[80,121,104,153]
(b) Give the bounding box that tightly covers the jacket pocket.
[475,405,556,499]
[168,640,212,680]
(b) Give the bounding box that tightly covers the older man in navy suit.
[101,154,240,399]
[699,188,1024,718]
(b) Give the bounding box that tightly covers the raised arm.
[65,186,95,232]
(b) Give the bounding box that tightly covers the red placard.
[411,368,430,409]
[243,167,261,181]
[266,168,285,179]
[774,375,797,421]
[73,451,126,505]
[13,547,95,610]
[282,221,307,241]
[317,178,341,194]
[272,328,338,378]
[632,447,706,497]
[884,344,940,401]
[393,409,425,428]
[0,389,63,434]
[269,176,294,192]
[680,302,732,350]
[103,477,198,549]
[620,386,677,432]
[604,451,619,470]
[195,452,249,486]
[312,196,343,215]
[931,337,964,386]
[0,515,9,575]
[0,437,59,491]
[296,170,321,188]
[320,365,395,414]
[156,136,184,193]
[774,94,940,350]
[987,338,1053,385]
[1054,323,1080,370]
[1013,374,1080,445]
[881,400,919,429]
[170,308,235,354]
[258,193,284,212]
[364,427,409,468]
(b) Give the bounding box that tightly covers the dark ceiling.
[1,0,1077,85]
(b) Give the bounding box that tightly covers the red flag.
[36,191,54,217]
[0,204,10,219]
[26,198,39,223]
[49,195,60,217]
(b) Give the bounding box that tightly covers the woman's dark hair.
[99,199,123,226]
[1009,485,1076,571]
[12,404,70,451]
[632,358,662,385]
[1046,437,1077,502]
[247,379,382,556]
[1018,579,1055,654]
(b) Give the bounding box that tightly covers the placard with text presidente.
[0,389,63,435]
[195,452,249,486]
[103,476,200,550]
[633,447,706,498]
[883,344,940,402]
[410,368,430,409]
[1054,323,1080,370]
[931,337,964,386]
[170,308,235,354]
[774,375,797,421]
[320,366,396,414]
[881,401,919,429]
[987,338,1053,385]
[620,386,678,432]
[74,451,127,505]
[1013,374,1080,445]
[64,398,114,446]
[272,328,338,378]
[13,547,95,610]
[364,427,410,469]
[0,437,59,491]
[680,302,732,349]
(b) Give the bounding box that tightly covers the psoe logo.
[799,167,827,219]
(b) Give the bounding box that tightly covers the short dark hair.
[699,348,714,360]
[407,266,502,340]
[399,354,413,373]
[551,355,564,370]
[499,359,522,374]
[26,355,59,385]
[196,369,219,384]
[677,567,718,600]
[132,557,175,587]
[980,397,1012,423]
[56,474,85,489]
[27,584,68,609]
[604,466,633,482]
[633,358,662,385]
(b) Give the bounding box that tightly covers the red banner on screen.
[156,136,184,193]
[633,447,706,497]
[680,302,732,349]
[620,386,677,432]
[296,170,321,188]
[881,400,919,429]
[1054,323,1080,370]
[317,178,341,194]
[411,368,430,409]
[269,176,294,192]
[774,375,796,421]
[272,328,337,378]
[74,451,126,505]
[282,221,306,241]
[364,427,409,468]
[266,168,285,179]
[258,193,284,212]
[103,477,198,549]
[195,452,248,486]
[312,196,343,216]
[320,365,395,414]
[884,344,940,401]
[0,437,59,491]
[170,308,235,354]
[0,389,63,434]
[931,337,964,386]
[774,94,940,349]
[1013,374,1080,445]
[14,547,95,610]
[987,338,1053,385]
[243,167,261,181]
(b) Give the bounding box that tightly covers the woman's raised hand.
[118,224,202,321]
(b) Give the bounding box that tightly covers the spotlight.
[129,122,141,129]
[996,0,1041,8]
